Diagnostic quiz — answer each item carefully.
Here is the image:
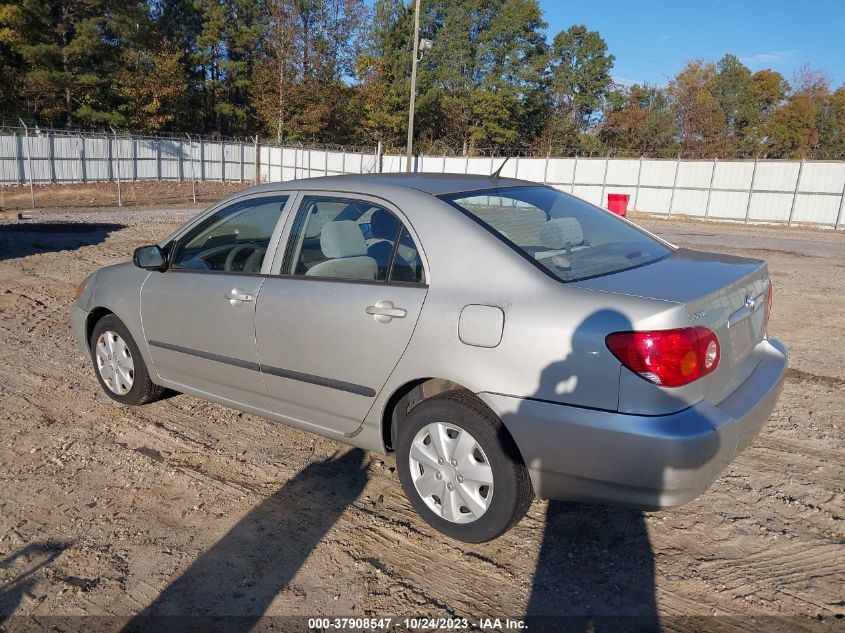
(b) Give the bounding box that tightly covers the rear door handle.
[225,288,254,304]
[365,300,407,323]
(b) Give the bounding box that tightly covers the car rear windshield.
[441,186,673,282]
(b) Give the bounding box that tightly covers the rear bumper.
[479,337,787,508]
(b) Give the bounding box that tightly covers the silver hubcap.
[408,422,494,524]
[95,330,135,395]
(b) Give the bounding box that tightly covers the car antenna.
[491,156,511,180]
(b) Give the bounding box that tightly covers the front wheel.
[89,314,164,406]
[396,390,534,542]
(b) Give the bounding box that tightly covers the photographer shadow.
[515,308,719,632]
[0,541,69,624]
[123,448,369,633]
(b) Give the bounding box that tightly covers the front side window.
[282,196,425,283]
[441,186,672,282]
[170,195,289,273]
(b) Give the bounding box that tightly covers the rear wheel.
[396,390,534,542]
[89,314,164,406]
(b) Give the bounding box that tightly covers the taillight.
[606,327,720,387]
[764,281,773,326]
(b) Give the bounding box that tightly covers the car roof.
[246,173,534,197]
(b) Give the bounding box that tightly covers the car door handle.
[224,288,254,304]
[365,300,407,322]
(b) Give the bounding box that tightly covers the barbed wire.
[3,121,845,162]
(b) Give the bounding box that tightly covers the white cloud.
[611,76,638,88]
[740,50,800,67]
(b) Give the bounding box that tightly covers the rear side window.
[441,186,671,282]
[282,196,425,284]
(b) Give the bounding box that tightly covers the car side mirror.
[133,245,166,270]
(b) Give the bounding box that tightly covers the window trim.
[269,190,429,286]
[439,185,674,284]
[160,192,295,275]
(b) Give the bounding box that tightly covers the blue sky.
[543,0,845,87]
[373,1,845,88]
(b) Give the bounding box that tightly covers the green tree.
[251,0,368,143]
[0,3,25,118]
[545,24,614,145]
[355,0,412,146]
[600,83,677,156]
[8,0,150,125]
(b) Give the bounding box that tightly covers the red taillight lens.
[606,327,720,387]
[764,281,773,326]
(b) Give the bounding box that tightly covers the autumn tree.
[667,60,726,157]
[765,65,832,157]
[113,45,189,130]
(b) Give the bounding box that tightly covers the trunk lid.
[574,248,770,404]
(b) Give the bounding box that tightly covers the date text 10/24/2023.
[306,617,527,630]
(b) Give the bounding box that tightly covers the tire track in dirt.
[1,211,843,624]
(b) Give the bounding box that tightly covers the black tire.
[89,314,164,406]
[396,389,534,542]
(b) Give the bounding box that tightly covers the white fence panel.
[754,161,799,192]
[748,192,791,222]
[493,157,518,178]
[800,161,845,193]
[639,160,677,186]
[675,160,714,189]
[792,194,841,225]
[671,189,709,217]
[637,187,673,214]
[325,151,345,174]
[1,130,843,226]
[516,157,545,181]
[708,190,751,220]
[713,161,754,190]
[574,158,605,185]
[606,159,639,186]
[464,157,490,175]
[52,136,83,182]
[546,158,576,186]
[572,185,603,206]
[1,135,21,183]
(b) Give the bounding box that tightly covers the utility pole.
[405,0,422,173]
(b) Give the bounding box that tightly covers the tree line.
[1,0,844,158]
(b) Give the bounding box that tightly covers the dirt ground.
[0,181,252,210]
[0,204,843,632]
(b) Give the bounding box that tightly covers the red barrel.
[607,193,629,216]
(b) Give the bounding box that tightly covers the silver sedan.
[71,174,787,542]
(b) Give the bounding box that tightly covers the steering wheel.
[224,243,266,272]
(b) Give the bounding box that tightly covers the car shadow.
[122,448,369,632]
[0,222,124,261]
[0,541,69,624]
[515,308,719,631]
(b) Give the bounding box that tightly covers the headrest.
[370,209,398,240]
[320,221,367,258]
[539,217,584,249]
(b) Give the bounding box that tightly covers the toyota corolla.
[71,174,787,542]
